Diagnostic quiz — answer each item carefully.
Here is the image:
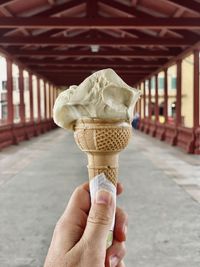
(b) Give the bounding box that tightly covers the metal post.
[29,73,34,122]
[176,59,182,126]
[37,77,41,122]
[155,74,159,122]
[194,50,199,129]
[19,68,25,123]
[6,58,14,124]
[164,68,168,123]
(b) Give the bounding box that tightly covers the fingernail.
[110,256,119,267]
[95,190,112,205]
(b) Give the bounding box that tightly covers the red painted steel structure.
[0,0,199,153]
[0,54,57,150]
[137,46,200,154]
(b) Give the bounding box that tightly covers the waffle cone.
[74,118,132,185]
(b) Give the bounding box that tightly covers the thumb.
[81,190,115,249]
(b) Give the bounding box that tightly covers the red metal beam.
[143,81,146,118]
[100,0,199,42]
[148,79,151,120]
[0,0,16,6]
[87,0,98,17]
[155,74,159,122]
[164,68,168,123]
[99,0,200,41]
[43,72,145,77]
[32,65,157,73]
[0,0,85,37]
[19,68,25,123]
[99,0,152,18]
[8,49,176,58]
[163,0,200,14]
[194,49,200,128]
[0,36,194,46]
[52,79,141,86]
[23,58,165,67]
[33,67,155,74]
[6,57,14,124]
[36,0,85,17]
[29,73,34,122]
[43,74,142,85]
[176,59,182,126]
[0,18,199,29]
[37,77,41,122]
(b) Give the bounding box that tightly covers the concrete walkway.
[0,128,200,267]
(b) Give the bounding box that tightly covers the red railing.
[0,119,57,150]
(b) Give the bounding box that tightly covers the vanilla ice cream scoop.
[53,68,141,130]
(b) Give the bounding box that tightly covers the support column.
[148,78,151,120]
[7,58,14,124]
[155,74,159,122]
[139,84,141,116]
[194,49,200,154]
[29,73,34,122]
[144,80,149,133]
[37,77,41,122]
[49,84,52,118]
[143,81,146,118]
[44,81,47,119]
[194,50,199,129]
[164,68,168,123]
[53,86,56,107]
[19,68,25,124]
[176,60,182,126]
[149,77,156,136]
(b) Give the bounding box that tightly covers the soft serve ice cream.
[53,68,141,130]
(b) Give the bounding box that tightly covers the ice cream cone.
[74,118,131,183]
[74,118,132,247]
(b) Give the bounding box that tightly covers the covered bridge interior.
[0,0,199,153]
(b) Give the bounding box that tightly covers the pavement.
[0,128,200,267]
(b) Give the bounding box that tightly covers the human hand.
[44,182,128,267]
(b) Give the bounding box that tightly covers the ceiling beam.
[0,0,85,37]
[31,66,157,73]
[47,76,141,86]
[132,0,139,6]
[40,76,149,86]
[45,74,144,78]
[163,0,200,14]
[7,49,176,58]
[43,73,145,77]
[32,67,152,75]
[86,0,98,17]
[0,18,199,29]
[0,36,194,46]
[0,0,16,6]
[23,59,165,67]
[35,0,85,17]
[99,0,200,41]
[99,0,152,18]
[0,3,30,38]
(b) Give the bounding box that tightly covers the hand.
[44,182,128,267]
